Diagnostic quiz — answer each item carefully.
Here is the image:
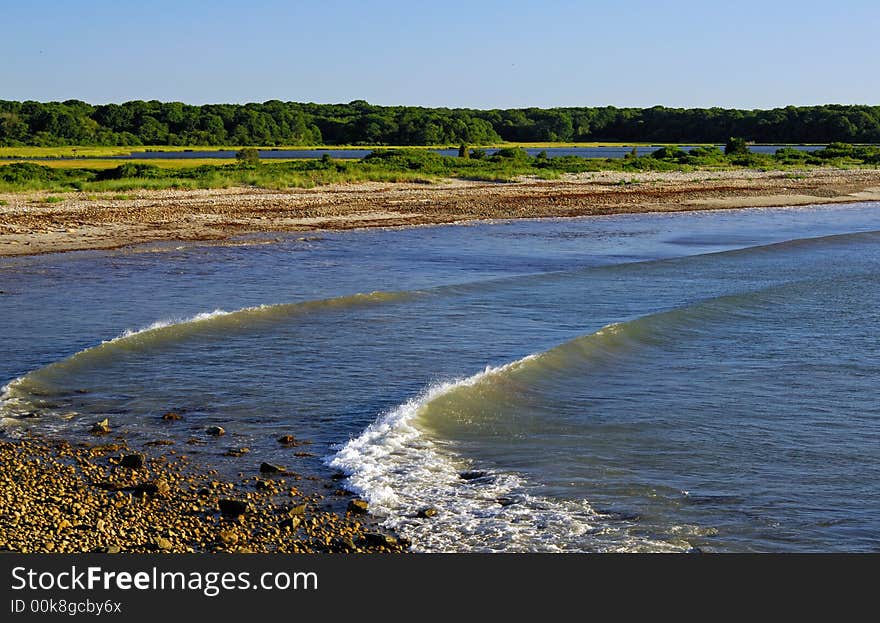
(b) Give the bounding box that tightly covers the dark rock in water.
[330,472,347,480]
[347,499,369,515]
[90,419,111,434]
[259,462,285,474]
[120,454,145,469]
[363,532,398,548]
[144,439,174,447]
[286,503,307,516]
[398,538,412,550]
[497,497,516,507]
[279,517,302,530]
[224,447,250,457]
[161,411,182,421]
[20,412,40,419]
[330,536,356,552]
[255,479,272,491]
[206,426,225,436]
[218,499,248,518]
[417,507,438,518]
[277,434,297,445]
[459,470,488,481]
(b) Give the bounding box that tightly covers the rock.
[161,411,182,421]
[497,497,515,507]
[347,499,369,515]
[286,503,307,517]
[96,519,106,532]
[104,545,121,554]
[90,419,111,434]
[417,507,438,518]
[277,435,297,445]
[279,517,301,530]
[56,519,72,532]
[119,454,145,469]
[154,537,173,551]
[224,447,250,457]
[459,470,488,481]
[259,462,285,474]
[330,536,356,552]
[132,479,170,497]
[206,426,225,436]
[218,530,239,545]
[363,532,398,548]
[218,499,248,518]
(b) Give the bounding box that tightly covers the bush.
[650,146,688,161]
[362,149,444,171]
[490,147,531,164]
[96,163,164,180]
[236,147,261,163]
[725,137,750,156]
[0,162,57,183]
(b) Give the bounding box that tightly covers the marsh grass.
[0,145,876,195]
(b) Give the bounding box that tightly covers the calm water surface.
[2,202,879,552]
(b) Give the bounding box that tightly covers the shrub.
[650,146,688,161]
[725,137,750,156]
[490,147,531,164]
[362,149,444,171]
[96,163,164,180]
[236,147,261,163]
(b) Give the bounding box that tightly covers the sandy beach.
[2,167,879,257]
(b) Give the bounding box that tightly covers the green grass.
[42,195,64,203]
[0,145,877,195]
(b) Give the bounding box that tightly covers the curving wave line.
[326,275,860,552]
[0,290,419,421]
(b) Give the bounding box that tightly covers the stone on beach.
[347,499,369,515]
[206,426,225,436]
[218,499,249,518]
[259,462,286,474]
[119,454,145,469]
[90,418,111,434]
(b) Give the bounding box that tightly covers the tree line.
[1,99,879,147]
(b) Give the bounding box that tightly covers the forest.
[1,100,879,147]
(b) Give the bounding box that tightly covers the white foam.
[327,357,686,552]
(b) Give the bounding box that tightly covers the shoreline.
[0,432,404,554]
[2,167,880,257]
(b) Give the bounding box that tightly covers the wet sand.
[2,168,879,256]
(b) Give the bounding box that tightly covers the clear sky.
[3,0,878,108]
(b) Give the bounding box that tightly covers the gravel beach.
[2,168,879,256]
[0,435,405,554]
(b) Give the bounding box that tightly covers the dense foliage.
[2,143,878,194]
[2,100,880,146]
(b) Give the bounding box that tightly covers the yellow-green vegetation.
[4,157,300,170]
[0,144,877,195]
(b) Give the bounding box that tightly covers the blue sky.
[3,0,878,108]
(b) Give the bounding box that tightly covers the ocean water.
[2,203,879,552]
